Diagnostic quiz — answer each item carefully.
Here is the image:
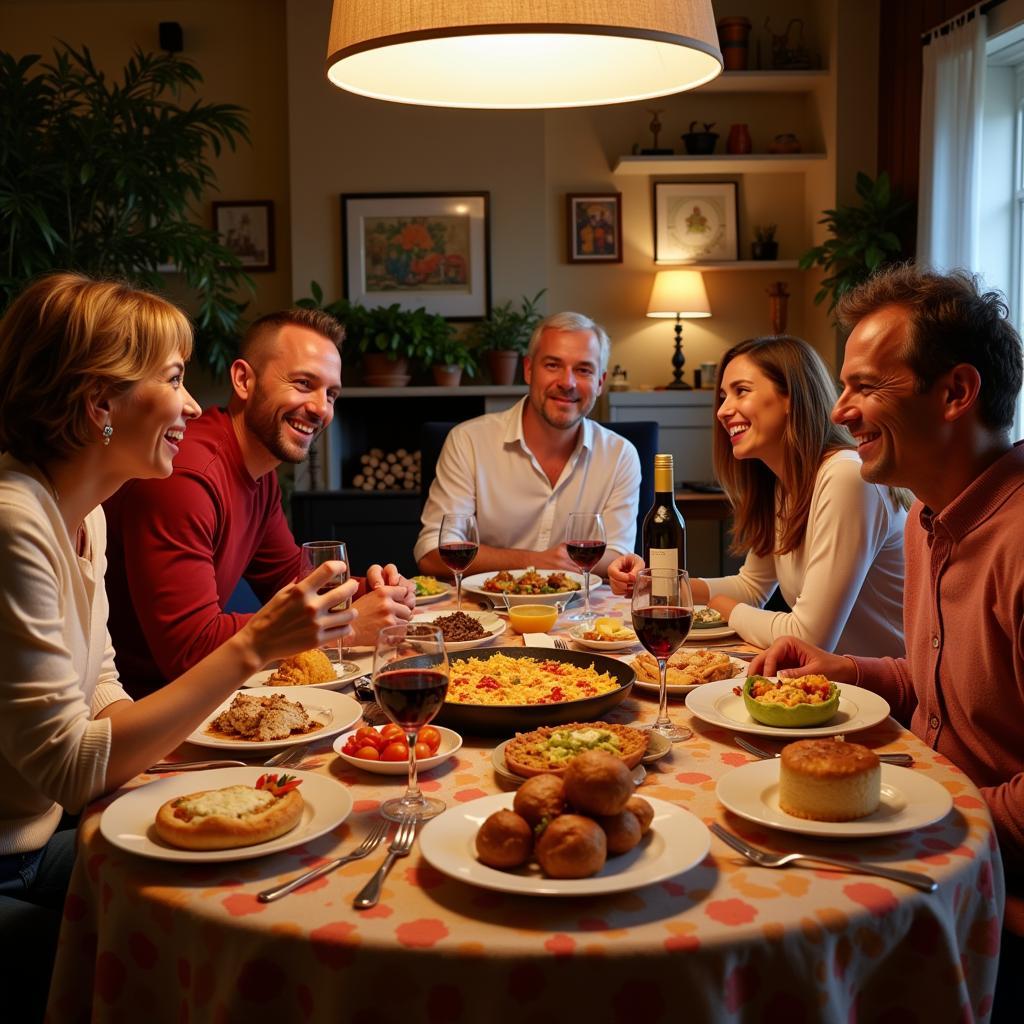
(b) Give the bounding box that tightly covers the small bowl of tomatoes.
[332,723,463,775]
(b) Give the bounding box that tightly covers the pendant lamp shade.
[326,1,723,109]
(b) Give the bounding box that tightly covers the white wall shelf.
[613,154,827,176]
[697,70,830,94]
[654,259,800,271]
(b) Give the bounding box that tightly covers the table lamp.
[646,270,711,389]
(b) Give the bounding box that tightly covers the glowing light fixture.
[646,270,711,390]
[326,1,722,109]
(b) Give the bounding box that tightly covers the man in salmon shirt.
[104,307,414,697]
[751,264,1024,1022]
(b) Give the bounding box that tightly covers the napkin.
[522,633,557,648]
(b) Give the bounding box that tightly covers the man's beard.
[245,402,318,464]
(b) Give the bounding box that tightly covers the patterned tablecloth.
[47,593,1005,1023]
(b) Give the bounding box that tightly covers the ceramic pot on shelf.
[361,353,411,387]
[432,365,463,387]
[486,350,519,385]
[726,124,752,155]
[717,16,752,71]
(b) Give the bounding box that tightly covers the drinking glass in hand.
[373,623,450,822]
[631,568,694,742]
[438,513,479,612]
[564,512,606,624]
[300,541,358,675]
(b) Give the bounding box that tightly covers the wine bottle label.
[648,548,678,598]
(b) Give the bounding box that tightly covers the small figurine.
[640,109,673,155]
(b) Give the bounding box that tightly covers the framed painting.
[653,182,738,263]
[212,200,275,271]
[567,192,622,263]
[342,192,491,319]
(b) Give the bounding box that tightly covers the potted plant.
[470,289,546,385]
[682,121,719,155]
[799,171,914,319]
[428,331,477,387]
[751,224,779,261]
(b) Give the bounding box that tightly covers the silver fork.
[257,818,391,903]
[263,743,312,769]
[733,734,914,767]
[553,638,569,650]
[352,816,418,909]
[709,823,937,893]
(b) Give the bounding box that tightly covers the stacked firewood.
[352,448,422,492]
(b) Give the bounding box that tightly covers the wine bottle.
[642,453,686,572]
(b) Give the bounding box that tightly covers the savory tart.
[154,773,304,850]
[633,648,737,687]
[778,739,880,821]
[503,722,648,778]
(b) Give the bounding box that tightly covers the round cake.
[778,739,881,821]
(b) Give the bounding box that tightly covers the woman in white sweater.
[0,274,357,1019]
[610,335,908,656]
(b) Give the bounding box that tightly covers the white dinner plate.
[414,581,453,606]
[567,622,639,652]
[688,605,735,639]
[419,793,709,896]
[489,738,654,788]
[99,767,353,862]
[186,687,362,751]
[460,570,600,607]
[685,677,891,737]
[412,609,507,651]
[333,725,463,775]
[241,659,361,691]
[629,654,748,696]
[716,760,954,838]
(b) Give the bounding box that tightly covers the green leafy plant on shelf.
[799,171,914,319]
[470,289,547,354]
[0,44,254,377]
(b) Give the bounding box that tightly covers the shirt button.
[929,715,940,730]
[931,635,940,649]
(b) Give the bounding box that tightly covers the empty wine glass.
[300,541,358,675]
[564,512,606,624]
[439,513,479,611]
[372,623,450,822]
[631,568,694,742]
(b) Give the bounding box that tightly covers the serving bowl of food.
[568,616,638,651]
[461,569,597,607]
[411,609,506,651]
[507,604,559,634]
[333,723,462,775]
[435,647,635,734]
[741,674,840,727]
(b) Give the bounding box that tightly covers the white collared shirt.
[414,399,641,562]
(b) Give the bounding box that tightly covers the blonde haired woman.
[0,274,356,1020]
[610,335,908,656]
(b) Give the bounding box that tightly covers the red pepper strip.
[270,779,302,796]
[255,773,270,789]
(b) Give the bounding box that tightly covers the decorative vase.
[682,131,719,156]
[767,281,791,334]
[726,123,752,155]
[486,350,519,386]
[361,353,411,387]
[768,133,802,154]
[750,241,779,261]
[431,364,463,388]
[717,16,752,71]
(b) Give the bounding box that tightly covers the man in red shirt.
[751,265,1023,1022]
[104,308,414,696]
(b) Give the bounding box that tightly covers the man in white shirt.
[415,312,641,576]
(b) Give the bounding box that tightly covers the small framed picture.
[653,182,738,263]
[213,200,275,272]
[566,193,622,263]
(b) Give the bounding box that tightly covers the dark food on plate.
[475,809,534,868]
[536,815,607,878]
[432,611,488,642]
[503,722,648,778]
[209,692,320,742]
[779,738,881,821]
[596,809,643,855]
[266,648,334,686]
[154,773,304,851]
[563,750,634,816]
[512,773,567,828]
[482,569,581,595]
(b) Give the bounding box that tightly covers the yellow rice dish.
[447,653,620,706]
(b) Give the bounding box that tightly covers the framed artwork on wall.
[341,191,491,319]
[212,200,275,271]
[653,182,738,263]
[566,192,622,263]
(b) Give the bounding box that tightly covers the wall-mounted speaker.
[159,22,184,54]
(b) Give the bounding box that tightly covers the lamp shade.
[646,270,711,319]
[326,1,722,109]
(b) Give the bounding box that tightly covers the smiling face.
[716,355,790,470]
[239,325,342,465]
[523,328,606,432]
[833,306,941,490]
[108,354,200,480]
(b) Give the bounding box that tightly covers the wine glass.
[631,568,694,742]
[300,541,358,675]
[438,513,479,611]
[564,512,606,624]
[372,623,450,822]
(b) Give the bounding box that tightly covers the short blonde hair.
[0,273,193,463]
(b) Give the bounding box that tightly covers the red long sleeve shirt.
[851,442,1024,934]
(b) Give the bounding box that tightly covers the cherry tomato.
[354,726,385,750]
[354,746,381,761]
[380,723,405,743]
[414,741,433,759]
[381,741,410,762]
[419,726,442,753]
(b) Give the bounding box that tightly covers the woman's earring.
[102,423,113,446]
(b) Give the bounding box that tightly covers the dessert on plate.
[778,738,881,821]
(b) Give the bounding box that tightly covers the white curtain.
[917,8,987,271]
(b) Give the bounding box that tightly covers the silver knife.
[146,759,247,772]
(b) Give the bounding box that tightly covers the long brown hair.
[713,335,855,558]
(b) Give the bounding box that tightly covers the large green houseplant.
[799,172,914,320]
[470,288,546,384]
[0,44,253,376]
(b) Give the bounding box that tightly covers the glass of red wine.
[438,512,479,611]
[564,512,606,624]
[300,541,358,675]
[631,568,694,742]
[372,623,450,822]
